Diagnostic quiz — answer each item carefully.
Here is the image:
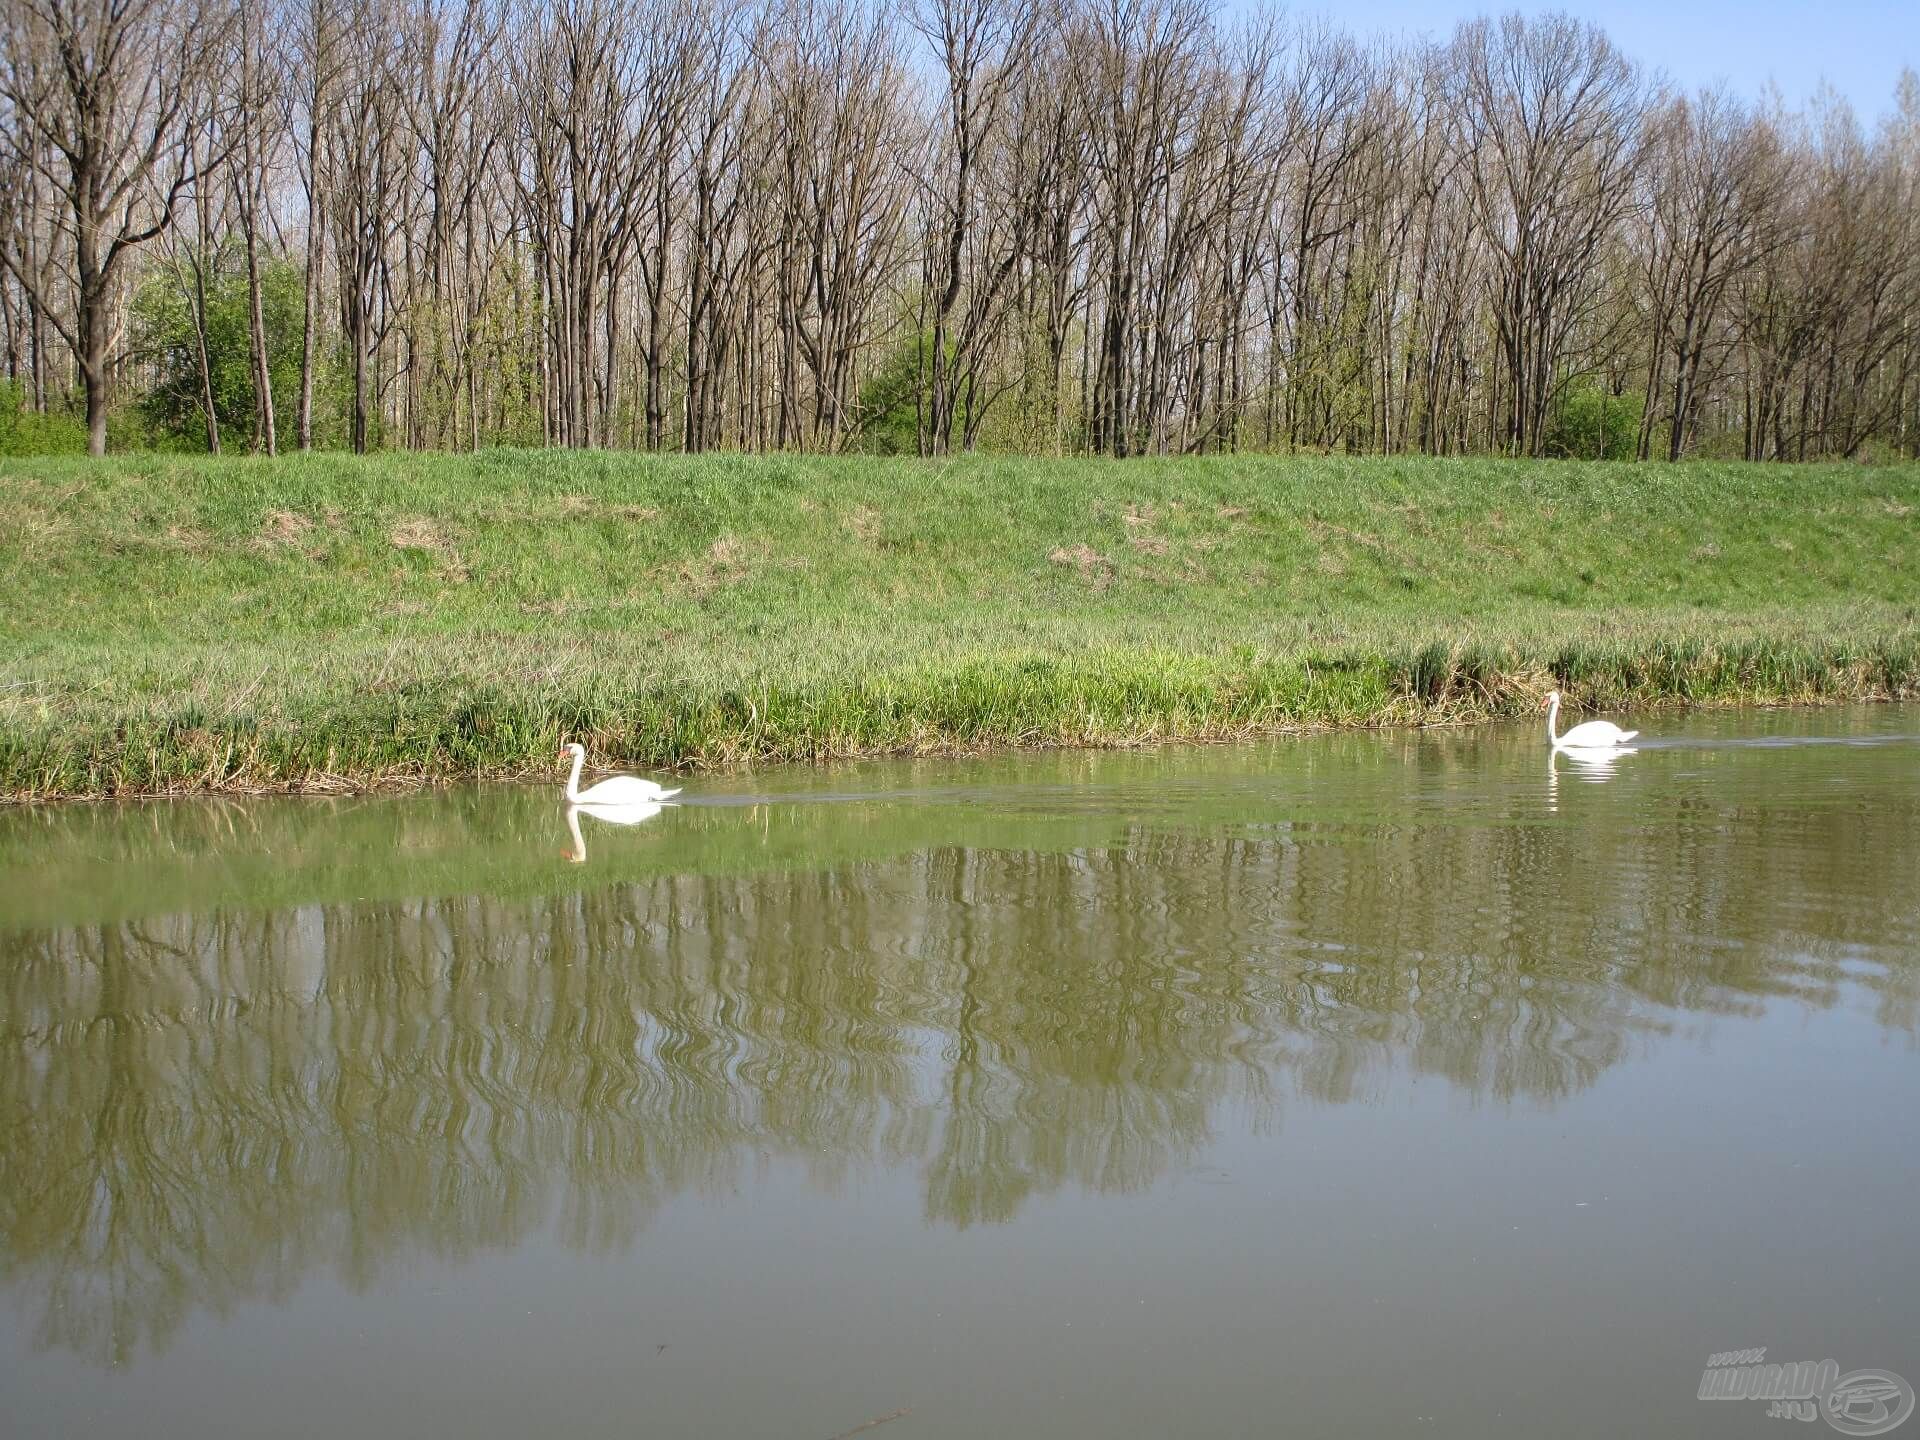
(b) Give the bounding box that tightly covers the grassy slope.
[1,450,1916,797]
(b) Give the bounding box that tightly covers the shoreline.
[7,673,1913,805]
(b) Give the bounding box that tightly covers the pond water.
[3,707,1918,1439]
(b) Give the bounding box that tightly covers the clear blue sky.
[1291,1,1917,124]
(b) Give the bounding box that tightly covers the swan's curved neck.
[564,748,585,802]
[1546,694,1561,746]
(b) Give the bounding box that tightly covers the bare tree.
[399,0,502,450]
[0,0,238,453]
[327,0,408,453]
[285,0,346,450]
[761,0,914,449]
[909,0,1044,452]
[1452,14,1645,455]
[1634,90,1786,458]
[681,1,761,452]
[1072,0,1212,456]
[512,0,659,448]
[232,0,284,452]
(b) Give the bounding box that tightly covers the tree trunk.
[242,198,277,455]
[77,230,110,457]
[300,188,321,450]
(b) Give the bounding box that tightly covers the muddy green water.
[3,708,1918,1439]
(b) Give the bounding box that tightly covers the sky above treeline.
[1280,1,1917,124]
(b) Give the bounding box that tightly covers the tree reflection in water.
[3,733,1917,1365]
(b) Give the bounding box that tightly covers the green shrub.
[0,384,89,456]
[1546,377,1642,461]
[856,330,932,455]
[129,249,309,450]
[856,328,984,455]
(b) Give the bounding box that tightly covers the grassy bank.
[2,450,1916,799]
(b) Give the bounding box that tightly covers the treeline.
[2,0,1918,460]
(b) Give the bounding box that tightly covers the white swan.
[563,802,663,863]
[559,743,681,804]
[1544,690,1638,749]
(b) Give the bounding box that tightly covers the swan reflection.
[1563,745,1635,776]
[563,801,665,863]
[1546,745,1636,810]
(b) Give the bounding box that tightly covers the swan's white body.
[560,743,681,804]
[1545,691,1637,750]
[564,801,663,863]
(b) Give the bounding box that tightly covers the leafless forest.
[1,0,1916,460]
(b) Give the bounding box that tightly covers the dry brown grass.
[1048,542,1113,587]
[389,517,469,581]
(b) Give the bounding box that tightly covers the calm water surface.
[3,707,1918,1438]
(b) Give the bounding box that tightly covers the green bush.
[856,329,985,455]
[855,330,931,455]
[0,384,89,456]
[129,249,308,451]
[1546,377,1642,461]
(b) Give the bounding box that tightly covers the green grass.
[2,450,1916,798]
